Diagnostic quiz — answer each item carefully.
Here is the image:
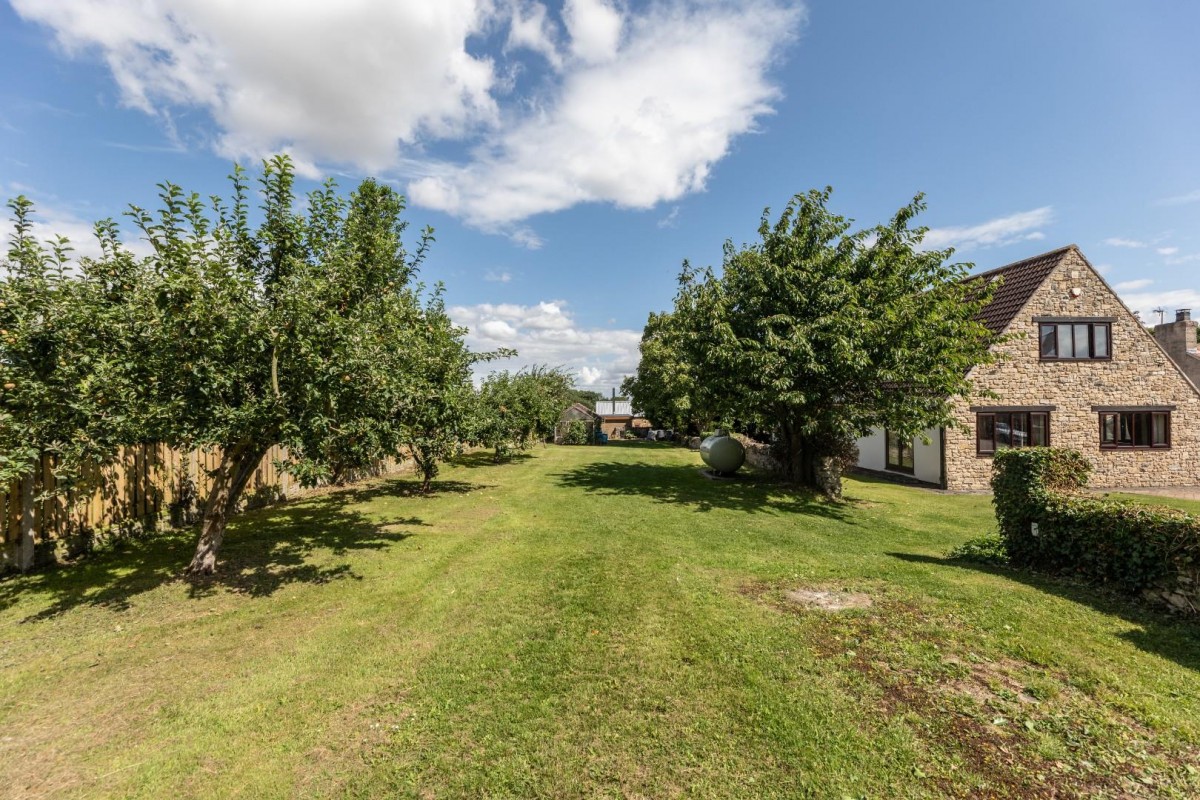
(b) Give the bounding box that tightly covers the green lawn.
[1,444,1197,799]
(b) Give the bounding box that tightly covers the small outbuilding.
[556,403,600,444]
[594,399,651,439]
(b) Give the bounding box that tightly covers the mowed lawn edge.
[0,443,1196,799]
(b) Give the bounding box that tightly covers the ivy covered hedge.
[991,448,1200,595]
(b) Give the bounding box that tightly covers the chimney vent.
[1178,309,1192,322]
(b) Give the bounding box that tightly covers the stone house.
[1153,309,1200,387]
[855,244,1200,490]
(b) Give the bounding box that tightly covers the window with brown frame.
[885,430,913,473]
[976,410,1050,455]
[1039,321,1111,360]
[1099,411,1170,449]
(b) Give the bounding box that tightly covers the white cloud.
[1117,288,1200,326]
[1114,279,1153,291]
[1157,246,1180,256]
[11,0,499,173]
[484,269,513,283]
[922,207,1054,252]
[1159,189,1200,206]
[408,1,804,226]
[506,1,563,69]
[657,205,681,229]
[1103,237,1147,248]
[479,319,519,339]
[508,227,545,250]
[450,299,640,388]
[16,0,805,237]
[564,0,623,64]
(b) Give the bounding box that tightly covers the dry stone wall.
[732,434,783,473]
[946,249,1200,490]
[1144,568,1198,616]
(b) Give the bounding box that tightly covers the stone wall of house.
[945,249,1200,490]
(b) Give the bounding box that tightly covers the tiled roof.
[564,402,597,417]
[966,245,1077,335]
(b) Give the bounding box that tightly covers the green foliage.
[129,161,432,479]
[0,197,153,491]
[472,366,574,461]
[622,311,704,431]
[396,289,503,491]
[561,419,591,445]
[650,187,998,497]
[947,534,1009,566]
[567,388,603,408]
[992,448,1200,593]
[991,448,1092,565]
[2,156,488,571]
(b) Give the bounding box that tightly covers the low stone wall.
[1143,570,1198,616]
[731,434,782,473]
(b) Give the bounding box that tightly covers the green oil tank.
[699,433,746,475]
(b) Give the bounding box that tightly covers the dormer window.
[1037,319,1112,360]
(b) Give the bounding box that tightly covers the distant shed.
[556,403,600,444]
[594,400,651,439]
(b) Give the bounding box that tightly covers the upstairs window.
[977,410,1050,455]
[885,430,913,473]
[1039,321,1111,360]
[1099,411,1170,449]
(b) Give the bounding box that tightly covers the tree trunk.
[329,464,346,486]
[778,419,808,485]
[778,420,845,501]
[187,441,267,575]
[18,472,36,572]
[419,460,434,493]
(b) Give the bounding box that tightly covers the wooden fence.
[1,444,409,571]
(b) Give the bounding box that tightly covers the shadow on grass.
[553,459,849,519]
[603,440,677,448]
[450,451,535,469]
[330,478,485,503]
[0,474,472,623]
[889,552,1200,672]
[846,469,948,492]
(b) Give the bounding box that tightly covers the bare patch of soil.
[783,588,874,611]
[740,581,881,615]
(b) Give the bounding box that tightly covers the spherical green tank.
[699,433,746,474]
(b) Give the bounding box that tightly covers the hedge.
[991,448,1200,594]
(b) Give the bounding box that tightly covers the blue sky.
[3,0,1199,390]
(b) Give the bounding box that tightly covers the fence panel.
[1,444,410,570]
